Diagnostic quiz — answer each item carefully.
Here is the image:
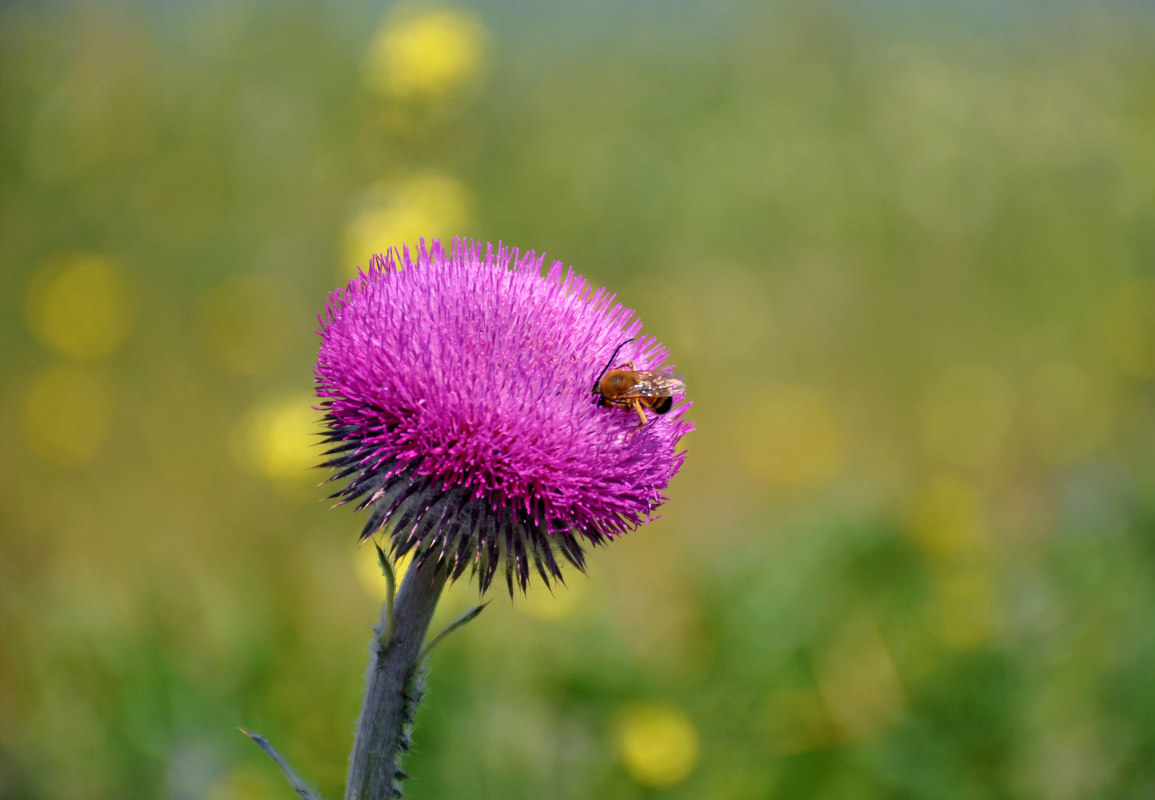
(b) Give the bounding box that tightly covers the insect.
[592,338,686,429]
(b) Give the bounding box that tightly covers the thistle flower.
[315,239,691,594]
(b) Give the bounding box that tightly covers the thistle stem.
[345,555,447,800]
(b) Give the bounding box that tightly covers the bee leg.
[632,401,648,428]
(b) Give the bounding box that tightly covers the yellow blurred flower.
[905,473,987,560]
[343,172,474,274]
[230,393,319,483]
[23,363,114,466]
[929,566,997,649]
[611,702,700,788]
[517,574,586,620]
[365,8,489,101]
[25,252,133,359]
[739,384,843,489]
[904,474,998,647]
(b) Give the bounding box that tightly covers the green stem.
[345,555,447,800]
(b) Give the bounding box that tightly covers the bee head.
[592,337,635,393]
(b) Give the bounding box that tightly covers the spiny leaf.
[239,728,324,800]
[375,542,397,643]
[419,602,489,664]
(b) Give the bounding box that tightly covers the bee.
[592,338,686,429]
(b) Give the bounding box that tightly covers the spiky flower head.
[315,239,691,594]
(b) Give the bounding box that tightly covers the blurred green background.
[3,1,1155,798]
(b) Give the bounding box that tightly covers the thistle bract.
[315,240,690,594]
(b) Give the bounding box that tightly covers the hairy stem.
[345,555,447,800]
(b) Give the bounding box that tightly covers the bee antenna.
[592,337,636,390]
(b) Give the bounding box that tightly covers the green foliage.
[3,2,1155,799]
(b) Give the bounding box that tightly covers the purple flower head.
[315,239,691,594]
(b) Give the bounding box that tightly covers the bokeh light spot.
[23,363,114,466]
[930,567,997,649]
[25,253,133,359]
[365,9,489,101]
[611,702,700,788]
[343,173,474,274]
[739,384,842,489]
[906,473,986,560]
[518,574,585,620]
[230,393,319,482]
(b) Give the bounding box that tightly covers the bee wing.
[616,370,687,399]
